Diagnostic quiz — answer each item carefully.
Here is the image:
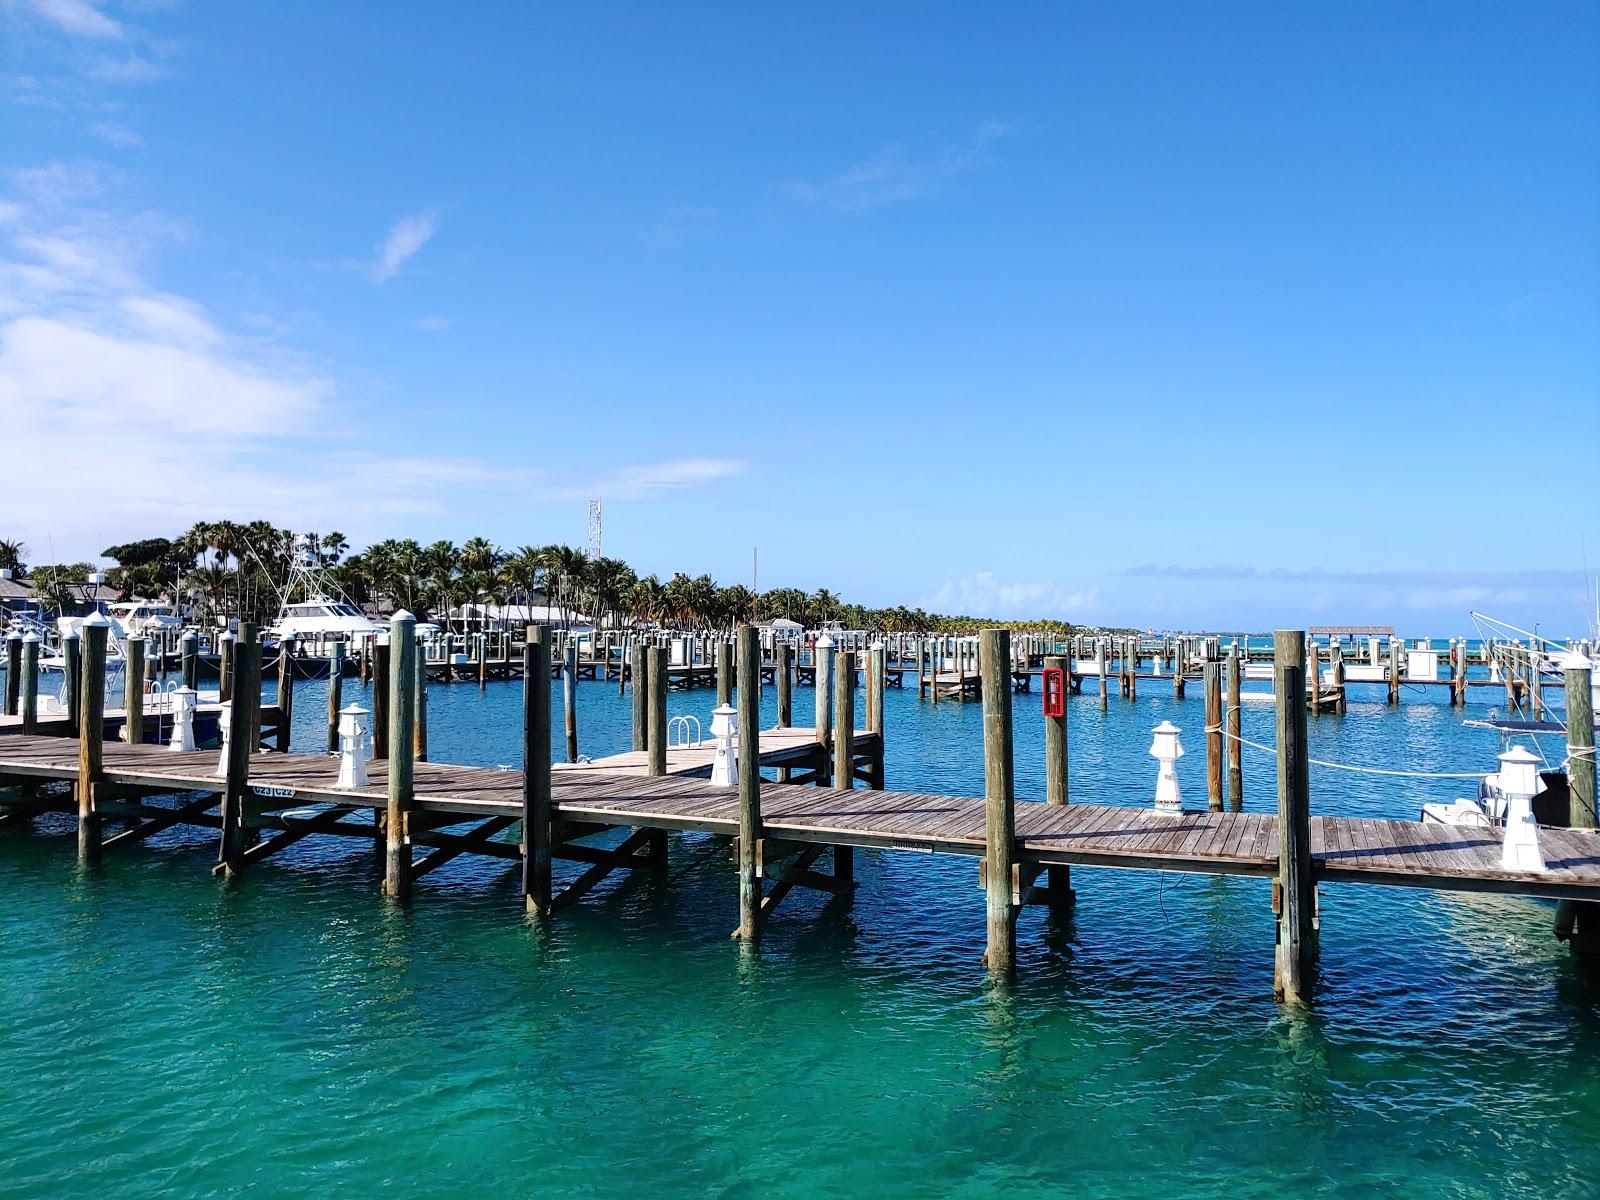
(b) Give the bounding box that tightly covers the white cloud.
[372,211,436,282]
[781,122,1017,212]
[90,120,142,147]
[21,0,123,39]
[86,53,165,83]
[580,458,748,501]
[413,314,451,333]
[921,572,1099,620]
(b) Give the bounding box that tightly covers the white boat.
[104,599,184,641]
[267,596,383,644]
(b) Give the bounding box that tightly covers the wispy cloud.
[90,119,142,147]
[572,459,748,501]
[922,572,1099,620]
[781,121,1017,212]
[19,0,123,40]
[1124,564,1581,590]
[85,53,165,83]
[371,210,436,283]
[413,314,451,333]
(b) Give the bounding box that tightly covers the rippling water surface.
[2,672,1597,1199]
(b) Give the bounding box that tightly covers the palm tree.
[0,539,26,576]
[540,544,589,630]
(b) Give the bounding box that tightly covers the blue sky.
[2,2,1596,632]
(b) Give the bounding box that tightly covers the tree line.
[0,525,1080,635]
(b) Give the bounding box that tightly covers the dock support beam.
[218,623,259,875]
[981,628,1016,979]
[1043,653,1073,910]
[77,616,109,864]
[123,636,145,744]
[20,634,39,734]
[647,645,667,776]
[815,639,834,786]
[523,625,553,916]
[325,642,344,753]
[276,639,295,752]
[1557,663,1597,953]
[734,626,762,941]
[1226,646,1243,811]
[1273,629,1316,1003]
[630,644,647,751]
[563,642,578,763]
[4,634,19,716]
[384,612,416,900]
[1204,656,1223,811]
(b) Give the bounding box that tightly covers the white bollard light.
[214,705,231,777]
[1498,744,1546,872]
[1149,721,1185,814]
[335,704,372,788]
[169,686,197,752]
[709,703,739,788]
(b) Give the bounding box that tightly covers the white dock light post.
[336,703,372,788]
[214,705,231,777]
[710,702,738,788]
[1150,720,1185,813]
[169,686,197,751]
[1498,745,1545,872]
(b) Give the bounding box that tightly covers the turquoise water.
[2,672,1597,1199]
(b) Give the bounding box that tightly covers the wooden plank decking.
[2,733,1598,901]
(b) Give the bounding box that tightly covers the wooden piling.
[122,636,145,745]
[372,636,390,760]
[62,633,80,736]
[181,630,198,691]
[1388,637,1402,706]
[563,642,578,763]
[1173,640,1186,700]
[20,635,38,735]
[1043,653,1072,908]
[834,651,856,791]
[1307,641,1320,713]
[275,639,295,752]
[218,632,233,704]
[776,643,792,728]
[1097,639,1108,711]
[414,641,429,763]
[77,617,109,864]
[647,645,668,776]
[735,625,762,941]
[218,623,259,875]
[1554,664,1598,952]
[716,640,733,707]
[385,612,417,899]
[1273,629,1315,1004]
[630,644,647,752]
[4,634,19,716]
[815,641,834,785]
[1204,657,1223,811]
[981,629,1016,978]
[326,642,345,753]
[1226,646,1243,811]
[523,625,553,916]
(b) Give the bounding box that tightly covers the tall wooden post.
[735,626,762,941]
[815,639,834,786]
[1307,641,1321,713]
[4,634,19,716]
[123,636,145,744]
[834,651,856,789]
[62,632,80,736]
[981,629,1016,978]
[414,642,429,763]
[1204,657,1223,811]
[181,630,198,691]
[218,631,233,704]
[1556,664,1597,952]
[776,643,792,727]
[218,623,258,875]
[325,642,345,753]
[371,636,390,759]
[385,612,417,899]
[1273,629,1315,1003]
[275,639,295,752]
[716,639,733,707]
[522,625,553,916]
[1043,653,1072,908]
[630,643,647,752]
[77,616,109,864]
[1097,639,1108,711]
[20,634,39,734]
[1388,637,1402,706]
[647,645,668,776]
[1226,646,1243,810]
[1174,639,1186,700]
[563,642,578,763]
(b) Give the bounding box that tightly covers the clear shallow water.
[3,672,1598,1199]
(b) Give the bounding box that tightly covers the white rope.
[1225,730,1486,779]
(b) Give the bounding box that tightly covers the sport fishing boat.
[262,537,382,677]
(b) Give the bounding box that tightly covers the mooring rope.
[1221,729,1486,779]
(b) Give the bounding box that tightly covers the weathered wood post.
[275,639,295,752]
[217,630,233,704]
[371,635,390,759]
[1529,640,1544,719]
[385,611,417,899]
[20,633,39,734]
[522,624,553,916]
[630,643,648,752]
[981,628,1016,978]
[325,642,345,753]
[1273,629,1315,1003]
[123,636,145,744]
[868,643,886,788]
[833,650,857,884]
[62,631,80,736]
[735,625,763,941]
[1226,646,1243,810]
[1204,655,1223,811]
[1330,641,1346,715]
[181,630,198,691]
[218,623,259,875]
[1556,662,1597,952]
[1388,636,1402,706]
[716,639,733,707]
[776,643,792,728]
[1174,639,1186,700]
[1097,638,1109,711]
[414,639,429,763]
[4,633,19,716]
[77,615,109,864]
[647,645,668,776]
[563,640,578,763]
[1043,652,1073,909]
[1307,640,1321,712]
[815,636,835,786]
